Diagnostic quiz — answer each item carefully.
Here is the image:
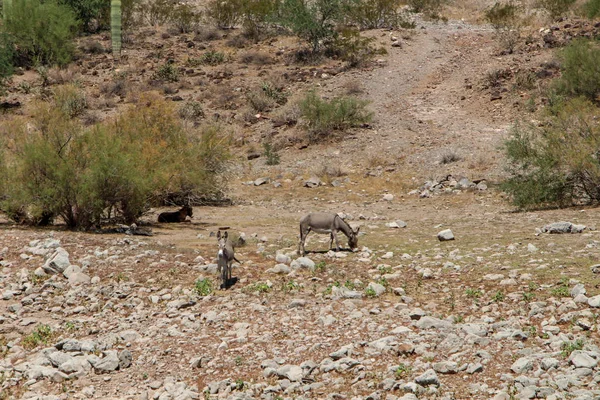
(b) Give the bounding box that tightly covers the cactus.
[111,0,121,58]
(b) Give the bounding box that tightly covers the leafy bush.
[0,93,230,229]
[263,142,280,165]
[344,0,411,28]
[2,0,78,67]
[171,3,201,33]
[194,278,214,296]
[188,51,227,67]
[22,325,53,350]
[553,39,600,102]
[0,33,14,87]
[502,97,600,209]
[241,0,280,41]
[485,1,522,53]
[143,0,173,26]
[407,0,446,19]
[153,63,179,82]
[276,0,343,52]
[537,0,576,20]
[53,84,88,118]
[207,0,243,29]
[329,27,384,68]
[179,101,205,123]
[299,90,373,142]
[59,0,109,32]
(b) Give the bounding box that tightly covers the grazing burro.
[217,230,239,289]
[298,212,360,255]
[157,205,193,223]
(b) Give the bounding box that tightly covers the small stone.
[437,229,454,241]
[415,369,439,387]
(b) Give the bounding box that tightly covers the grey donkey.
[298,213,360,255]
[217,230,239,289]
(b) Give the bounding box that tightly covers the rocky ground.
[2,188,600,400]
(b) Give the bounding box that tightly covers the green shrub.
[188,51,227,67]
[171,3,201,33]
[343,0,409,29]
[582,0,600,19]
[241,0,280,41]
[207,0,243,29]
[276,0,343,52]
[2,0,78,67]
[502,97,600,209]
[407,0,446,19]
[59,0,109,32]
[179,101,205,123]
[263,142,280,165]
[194,278,214,296]
[485,1,522,53]
[0,93,230,229]
[299,90,373,142]
[537,0,576,20]
[143,0,173,26]
[22,325,53,350]
[53,84,88,118]
[329,27,382,68]
[153,63,179,82]
[553,39,600,102]
[0,33,14,87]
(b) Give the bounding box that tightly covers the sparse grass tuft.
[561,339,584,357]
[194,278,214,296]
[22,324,53,350]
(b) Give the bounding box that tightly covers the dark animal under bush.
[158,205,193,223]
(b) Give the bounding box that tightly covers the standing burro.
[298,212,360,256]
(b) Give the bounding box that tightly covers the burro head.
[184,205,193,218]
[348,226,360,250]
[217,230,228,255]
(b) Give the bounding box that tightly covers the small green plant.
[249,282,271,293]
[315,261,327,272]
[234,356,244,366]
[491,290,505,302]
[142,372,149,380]
[153,63,179,82]
[526,325,537,336]
[377,277,389,288]
[299,90,373,143]
[453,314,464,324]
[378,265,392,274]
[551,278,570,297]
[115,272,128,282]
[282,280,300,292]
[64,321,76,331]
[561,339,584,357]
[194,278,214,296]
[53,84,87,118]
[395,363,412,378]
[522,291,535,301]
[179,101,205,123]
[235,378,245,390]
[344,280,356,290]
[22,324,53,349]
[188,51,227,67]
[465,288,482,299]
[263,141,280,166]
[324,281,341,295]
[365,287,377,297]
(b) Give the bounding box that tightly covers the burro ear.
[224,231,228,239]
[354,226,360,235]
[217,230,222,239]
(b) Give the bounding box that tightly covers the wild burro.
[217,230,239,289]
[298,212,360,255]
[157,205,193,223]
